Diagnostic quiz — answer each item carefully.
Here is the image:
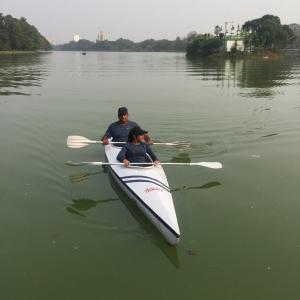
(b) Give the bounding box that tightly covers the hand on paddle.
[122,159,160,167]
[144,134,153,145]
[123,159,130,167]
[147,139,154,145]
[102,137,109,145]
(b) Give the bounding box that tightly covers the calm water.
[1,52,300,300]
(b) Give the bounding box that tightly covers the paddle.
[66,161,223,169]
[67,135,192,149]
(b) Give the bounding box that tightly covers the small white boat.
[105,143,180,245]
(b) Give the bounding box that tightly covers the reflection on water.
[107,172,180,268]
[2,52,298,99]
[69,171,103,183]
[66,197,119,217]
[186,56,300,99]
[3,52,300,299]
[261,133,279,138]
[67,168,180,268]
[170,152,191,163]
[172,181,221,192]
[0,53,49,96]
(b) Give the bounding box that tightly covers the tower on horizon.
[97,31,108,42]
[73,34,81,42]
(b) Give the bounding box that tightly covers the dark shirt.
[104,121,139,142]
[117,142,158,164]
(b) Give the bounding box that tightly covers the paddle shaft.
[67,135,191,148]
[66,161,223,169]
[70,140,183,146]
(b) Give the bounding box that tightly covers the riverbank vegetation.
[242,15,295,51]
[0,13,51,51]
[289,24,300,48]
[55,37,187,52]
[186,37,223,57]
[186,15,296,58]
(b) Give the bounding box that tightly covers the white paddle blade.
[155,141,192,148]
[67,135,92,143]
[67,142,90,149]
[67,135,98,148]
[173,141,192,148]
[193,162,223,169]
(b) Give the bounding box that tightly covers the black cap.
[118,107,128,116]
[128,126,148,141]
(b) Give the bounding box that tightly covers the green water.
[1,52,300,300]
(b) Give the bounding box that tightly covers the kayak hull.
[105,144,180,245]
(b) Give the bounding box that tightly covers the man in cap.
[102,107,152,145]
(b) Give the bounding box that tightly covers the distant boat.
[82,52,87,55]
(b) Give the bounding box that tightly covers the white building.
[97,31,108,42]
[214,23,246,53]
[226,39,245,52]
[73,34,81,42]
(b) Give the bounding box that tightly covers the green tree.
[186,37,223,57]
[288,24,300,48]
[0,13,11,50]
[55,36,188,52]
[186,31,198,42]
[242,15,295,51]
[0,13,51,51]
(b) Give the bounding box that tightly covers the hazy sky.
[2,0,299,43]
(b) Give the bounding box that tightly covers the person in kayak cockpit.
[102,107,153,145]
[117,127,160,167]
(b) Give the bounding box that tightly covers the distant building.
[225,37,245,52]
[73,34,81,42]
[215,23,246,53]
[224,25,245,52]
[97,31,108,42]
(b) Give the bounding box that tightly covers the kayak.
[105,143,181,245]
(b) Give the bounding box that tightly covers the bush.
[186,37,223,57]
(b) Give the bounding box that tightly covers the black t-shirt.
[105,121,139,142]
[117,142,158,163]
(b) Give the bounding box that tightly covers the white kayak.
[105,143,180,245]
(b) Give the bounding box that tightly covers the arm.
[117,146,130,167]
[145,144,158,162]
[101,124,113,145]
[144,134,153,145]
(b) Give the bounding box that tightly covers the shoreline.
[0,50,41,55]
[187,50,289,60]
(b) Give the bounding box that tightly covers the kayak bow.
[105,144,180,245]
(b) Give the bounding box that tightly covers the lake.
[1,51,300,300]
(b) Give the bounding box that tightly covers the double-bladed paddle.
[67,135,192,149]
[66,161,223,169]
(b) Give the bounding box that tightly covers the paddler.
[102,107,153,145]
[117,127,160,167]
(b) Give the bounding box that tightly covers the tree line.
[289,24,300,49]
[54,37,187,52]
[242,15,295,51]
[0,13,51,51]
[186,15,297,57]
